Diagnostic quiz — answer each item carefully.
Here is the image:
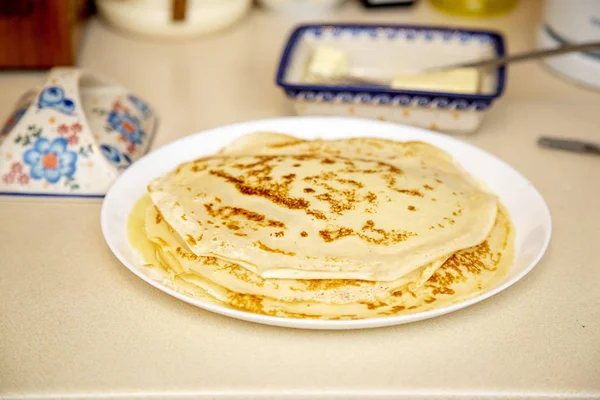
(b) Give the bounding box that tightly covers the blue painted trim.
[275,23,507,103]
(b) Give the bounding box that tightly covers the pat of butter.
[391,68,480,94]
[306,45,349,82]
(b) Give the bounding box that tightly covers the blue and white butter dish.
[276,24,506,134]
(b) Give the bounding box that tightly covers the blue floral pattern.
[127,95,151,118]
[23,137,78,184]
[101,144,133,170]
[107,111,144,145]
[37,86,76,115]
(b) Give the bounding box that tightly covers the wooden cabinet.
[0,0,93,69]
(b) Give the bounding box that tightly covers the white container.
[96,0,252,39]
[275,24,506,134]
[258,0,346,18]
[538,0,600,89]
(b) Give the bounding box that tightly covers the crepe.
[147,150,497,281]
[128,195,514,319]
[144,199,447,304]
[126,132,514,320]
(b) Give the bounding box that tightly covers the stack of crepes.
[128,133,514,319]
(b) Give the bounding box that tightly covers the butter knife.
[538,136,600,156]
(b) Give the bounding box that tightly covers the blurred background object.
[429,0,518,17]
[257,0,347,19]
[0,0,94,69]
[537,0,600,90]
[95,0,252,39]
[360,0,416,8]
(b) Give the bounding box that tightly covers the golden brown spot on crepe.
[226,222,240,230]
[180,214,187,221]
[191,164,208,173]
[209,168,310,211]
[426,239,498,296]
[155,237,168,246]
[315,192,355,214]
[502,221,510,250]
[395,188,423,197]
[212,155,418,223]
[423,184,434,191]
[431,198,437,202]
[215,197,221,203]
[408,205,416,211]
[234,232,247,237]
[438,223,445,228]
[321,158,336,164]
[203,203,286,230]
[318,227,353,242]
[435,179,443,184]
[154,209,163,224]
[319,220,415,245]
[202,256,219,266]
[444,217,456,225]
[365,191,377,204]
[228,292,264,314]
[218,262,263,286]
[307,209,326,220]
[175,246,199,261]
[267,139,306,148]
[424,297,437,304]
[255,240,296,256]
[299,278,364,292]
[185,234,197,245]
[361,300,387,310]
[392,289,403,297]
[293,163,301,167]
[174,202,180,207]
[300,231,308,237]
[337,178,363,188]
[274,231,284,238]
[304,187,315,193]
[186,187,192,192]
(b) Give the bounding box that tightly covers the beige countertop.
[1,1,599,399]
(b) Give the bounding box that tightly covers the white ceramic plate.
[101,117,552,330]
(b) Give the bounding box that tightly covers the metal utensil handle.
[444,41,600,70]
[538,136,600,156]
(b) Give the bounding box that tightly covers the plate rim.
[101,116,552,330]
